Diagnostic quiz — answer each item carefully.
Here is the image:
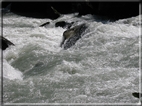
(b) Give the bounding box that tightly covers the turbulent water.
[1,12,141,104]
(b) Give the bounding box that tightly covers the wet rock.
[55,21,74,29]
[60,23,88,49]
[0,36,14,50]
[39,22,50,27]
[132,92,142,98]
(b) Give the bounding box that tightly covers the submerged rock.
[55,21,74,29]
[0,36,14,50]
[60,23,88,49]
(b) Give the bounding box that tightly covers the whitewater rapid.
[1,13,141,104]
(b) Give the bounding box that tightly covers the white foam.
[3,59,23,80]
[2,13,140,103]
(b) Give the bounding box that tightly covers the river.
[1,12,141,105]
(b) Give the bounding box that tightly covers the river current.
[1,12,141,105]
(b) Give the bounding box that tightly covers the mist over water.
[1,13,141,104]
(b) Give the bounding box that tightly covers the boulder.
[55,21,74,29]
[0,36,14,50]
[60,23,88,49]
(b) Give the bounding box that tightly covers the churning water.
[1,12,141,104]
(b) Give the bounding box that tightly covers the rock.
[39,22,50,27]
[0,36,14,50]
[132,92,142,98]
[55,21,74,29]
[60,23,88,49]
